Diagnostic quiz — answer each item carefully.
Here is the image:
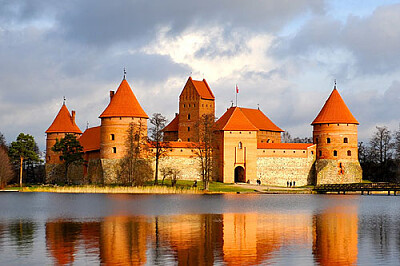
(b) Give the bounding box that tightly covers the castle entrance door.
[234,166,245,183]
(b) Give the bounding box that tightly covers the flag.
[236,84,239,94]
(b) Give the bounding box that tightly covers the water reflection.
[42,208,358,265]
[8,220,36,256]
[4,194,400,265]
[313,206,358,265]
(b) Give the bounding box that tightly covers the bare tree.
[119,121,153,186]
[193,114,215,190]
[394,124,400,161]
[370,126,393,165]
[281,131,292,143]
[0,147,13,188]
[149,113,170,185]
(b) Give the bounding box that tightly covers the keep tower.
[312,83,362,184]
[45,103,82,164]
[99,77,149,160]
[178,77,215,142]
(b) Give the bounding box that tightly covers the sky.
[1,0,400,151]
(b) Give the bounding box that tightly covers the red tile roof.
[214,107,282,132]
[162,114,179,132]
[240,108,283,132]
[312,88,359,125]
[79,126,100,152]
[46,104,82,134]
[188,77,215,100]
[99,79,148,118]
[214,107,258,131]
[258,143,314,150]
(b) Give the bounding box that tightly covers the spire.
[63,96,66,105]
[123,68,126,80]
[46,104,82,133]
[312,85,359,125]
[99,79,148,118]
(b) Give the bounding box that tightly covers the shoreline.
[1,184,313,195]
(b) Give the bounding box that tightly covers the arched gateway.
[234,166,245,183]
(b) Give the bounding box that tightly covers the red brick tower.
[312,84,362,184]
[178,77,215,142]
[99,77,148,160]
[45,103,82,164]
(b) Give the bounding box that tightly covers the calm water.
[0,193,400,265]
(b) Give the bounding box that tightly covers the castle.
[45,76,362,185]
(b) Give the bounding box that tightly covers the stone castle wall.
[158,156,201,181]
[256,155,316,187]
[315,159,362,185]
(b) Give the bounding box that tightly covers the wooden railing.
[314,183,400,195]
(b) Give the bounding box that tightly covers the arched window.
[347,150,352,156]
[238,142,243,149]
[327,138,331,143]
[188,114,191,120]
[333,150,338,156]
[344,137,348,143]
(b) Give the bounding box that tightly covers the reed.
[24,185,202,194]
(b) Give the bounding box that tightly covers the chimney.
[110,91,115,101]
[175,113,178,117]
[71,111,76,124]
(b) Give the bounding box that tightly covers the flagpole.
[235,84,238,107]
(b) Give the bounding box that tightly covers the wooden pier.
[314,183,400,195]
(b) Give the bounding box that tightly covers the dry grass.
[23,185,202,194]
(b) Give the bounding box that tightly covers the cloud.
[54,0,324,47]
[272,3,400,75]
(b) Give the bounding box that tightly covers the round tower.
[45,103,82,164]
[99,78,149,160]
[312,84,362,185]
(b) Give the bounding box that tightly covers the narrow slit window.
[110,134,115,140]
[347,150,351,156]
[327,138,331,143]
[112,147,117,153]
[333,150,338,156]
[344,137,348,143]
[238,142,243,149]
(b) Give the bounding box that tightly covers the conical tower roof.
[99,79,148,118]
[46,104,82,133]
[312,87,359,125]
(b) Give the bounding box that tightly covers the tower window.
[267,139,270,143]
[238,142,242,149]
[188,138,190,142]
[188,114,191,120]
[184,104,186,107]
[319,150,322,156]
[194,104,195,107]
[110,134,115,140]
[316,138,319,144]
[344,137,348,143]
[112,147,117,153]
[189,104,191,107]
[347,150,352,156]
[333,150,338,156]
[327,138,331,143]
[188,127,190,131]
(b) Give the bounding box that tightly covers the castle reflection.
[44,206,358,265]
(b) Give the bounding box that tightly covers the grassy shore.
[7,180,257,194]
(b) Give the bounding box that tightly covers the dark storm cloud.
[55,0,324,47]
[272,3,400,75]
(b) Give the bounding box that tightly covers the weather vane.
[123,67,127,79]
[63,96,66,105]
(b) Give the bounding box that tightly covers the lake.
[0,192,399,265]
